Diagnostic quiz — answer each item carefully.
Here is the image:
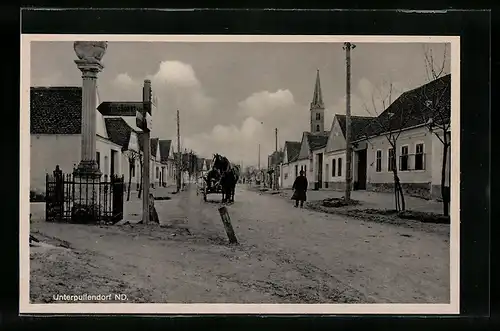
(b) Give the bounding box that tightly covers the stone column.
[73,41,107,178]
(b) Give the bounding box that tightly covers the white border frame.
[20,34,460,315]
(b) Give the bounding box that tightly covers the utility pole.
[343,42,356,202]
[176,109,181,192]
[274,128,279,190]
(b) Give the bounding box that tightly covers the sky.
[30,41,450,167]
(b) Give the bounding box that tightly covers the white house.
[280,141,301,189]
[30,86,126,194]
[357,74,451,200]
[324,114,374,191]
[159,139,177,187]
[294,131,329,189]
[103,117,141,189]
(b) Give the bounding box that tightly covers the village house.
[323,114,374,191]
[267,150,284,188]
[30,87,178,195]
[103,117,142,189]
[280,141,301,188]
[30,86,126,194]
[159,139,177,187]
[357,74,451,200]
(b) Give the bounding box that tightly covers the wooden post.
[218,206,238,244]
[142,80,152,224]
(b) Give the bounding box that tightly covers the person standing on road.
[291,170,308,208]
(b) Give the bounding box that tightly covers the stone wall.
[367,182,432,200]
[326,181,346,191]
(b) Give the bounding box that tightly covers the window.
[325,163,329,181]
[337,158,342,176]
[415,143,424,170]
[295,165,298,177]
[316,124,320,132]
[332,159,336,177]
[96,151,100,169]
[304,165,307,174]
[316,113,321,120]
[388,148,395,172]
[375,150,382,172]
[131,162,136,177]
[156,167,159,178]
[400,145,409,171]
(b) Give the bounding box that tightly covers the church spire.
[311,69,324,109]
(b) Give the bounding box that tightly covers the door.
[317,153,323,189]
[325,163,329,188]
[356,149,367,190]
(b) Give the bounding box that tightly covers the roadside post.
[136,79,154,224]
[218,206,238,244]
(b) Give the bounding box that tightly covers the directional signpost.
[137,79,153,224]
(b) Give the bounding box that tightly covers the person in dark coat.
[291,170,308,208]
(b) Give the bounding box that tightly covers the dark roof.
[284,141,301,163]
[336,115,375,141]
[150,138,159,157]
[104,118,134,151]
[159,140,172,162]
[268,150,284,166]
[97,102,143,116]
[30,87,82,134]
[307,132,329,150]
[362,74,451,139]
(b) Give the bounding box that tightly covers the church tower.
[310,69,325,133]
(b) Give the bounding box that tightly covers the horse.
[212,154,239,203]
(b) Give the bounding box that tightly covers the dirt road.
[30,185,450,304]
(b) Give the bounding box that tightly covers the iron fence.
[45,166,124,224]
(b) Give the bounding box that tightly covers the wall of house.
[325,118,346,153]
[30,134,81,193]
[96,108,108,139]
[281,163,296,189]
[295,158,313,184]
[96,137,123,178]
[365,126,434,199]
[312,148,325,188]
[324,150,348,191]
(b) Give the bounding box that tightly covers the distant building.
[280,141,301,188]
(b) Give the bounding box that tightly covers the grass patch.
[321,197,360,208]
[154,196,171,201]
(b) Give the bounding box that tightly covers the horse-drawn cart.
[199,175,223,202]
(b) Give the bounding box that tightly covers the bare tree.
[124,150,139,201]
[417,44,451,216]
[137,151,144,199]
[363,81,414,212]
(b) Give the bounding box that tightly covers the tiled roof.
[97,102,143,116]
[284,141,301,163]
[104,118,134,151]
[307,132,329,150]
[336,115,375,141]
[150,138,159,157]
[159,140,172,162]
[362,74,451,139]
[30,87,82,134]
